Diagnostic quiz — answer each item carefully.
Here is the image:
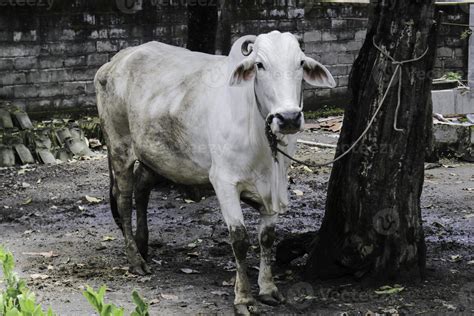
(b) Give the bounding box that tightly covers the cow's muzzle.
[274,111,303,134]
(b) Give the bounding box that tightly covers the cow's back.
[96,41,228,185]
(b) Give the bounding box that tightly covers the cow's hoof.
[234,304,259,315]
[129,261,151,276]
[258,291,286,306]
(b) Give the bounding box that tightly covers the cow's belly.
[132,130,211,185]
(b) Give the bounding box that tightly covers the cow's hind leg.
[257,213,285,305]
[133,162,158,259]
[110,152,150,275]
[210,174,257,315]
[108,152,122,231]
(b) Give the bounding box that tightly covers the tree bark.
[305,0,438,281]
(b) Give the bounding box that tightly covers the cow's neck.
[225,83,290,214]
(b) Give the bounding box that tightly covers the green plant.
[1,246,149,316]
[460,28,472,40]
[83,286,149,316]
[0,246,54,316]
[443,72,462,81]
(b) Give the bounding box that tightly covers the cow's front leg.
[258,213,285,305]
[210,176,257,315]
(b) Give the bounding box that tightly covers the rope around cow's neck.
[260,37,429,168]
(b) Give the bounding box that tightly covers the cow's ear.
[229,58,256,86]
[302,57,336,88]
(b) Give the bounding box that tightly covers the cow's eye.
[300,60,305,67]
[256,62,265,70]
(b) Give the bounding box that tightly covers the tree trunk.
[186,1,218,54]
[305,0,438,281]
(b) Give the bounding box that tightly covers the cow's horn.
[241,40,254,56]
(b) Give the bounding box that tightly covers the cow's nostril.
[295,111,302,120]
[275,113,284,121]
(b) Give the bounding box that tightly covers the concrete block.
[13,30,37,42]
[326,65,349,76]
[432,89,456,114]
[319,53,338,65]
[13,85,39,98]
[97,40,118,52]
[86,53,108,66]
[72,68,97,81]
[60,29,76,41]
[63,81,86,95]
[1,72,26,85]
[322,31,337,41]
[14,57,38,70]
[454,90,474,114]
[0,58,14,70]
[0,44,40,57]
[0,86,14,98]
[337,52,355,64]
[338,30,355,41]
[37,83,62,97]
[337,75,349,87]
[437,47,453,58]
[39,56,64,69]
[331,19,347,29]
[109,28,127,38]
[304,30,321,42]
[433,122,473,160]
[64,56,86,67]
[26,69,71,84]
[355,30,367,41]
[315,89,331,98]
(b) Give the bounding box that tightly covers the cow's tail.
[107,149,123,231]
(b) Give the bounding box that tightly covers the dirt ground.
[0,129,473,315]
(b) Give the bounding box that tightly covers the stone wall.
[0,0,470,115]
[0,0,187,116]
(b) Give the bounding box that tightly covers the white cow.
[95,30,335,314]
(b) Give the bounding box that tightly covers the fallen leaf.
[467,260,474,265]
[180,268,199,274]
[22,198,32,205]
[22,182,31,188]
[85,195,102,204]
[442,302,456,311]
[303,166,313,173]
[187,252,199,257]
[30,273,49,280]
[292,189,304,196]
[184,199,195,204]
[149,298,160,305]
[375,285,405,295]
[187,242,197,248]
[23,251,58,258]
[102,236,116,241]
[462,188,473,192]
[160,293,178,301]
[449,255,462,262]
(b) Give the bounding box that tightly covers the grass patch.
[304,105,344,120]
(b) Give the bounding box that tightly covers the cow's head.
[229,31,336,135]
